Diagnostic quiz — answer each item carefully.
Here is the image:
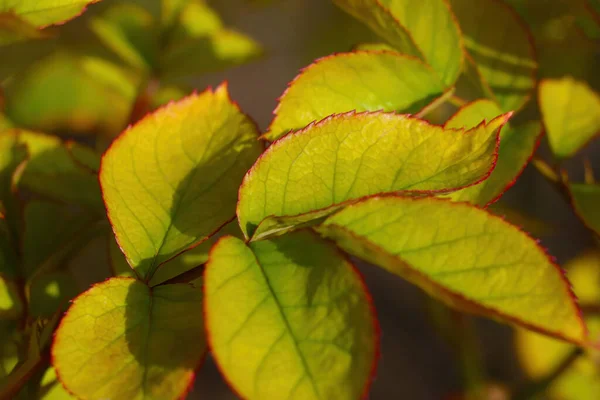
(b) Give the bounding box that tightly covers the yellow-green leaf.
[0,12,51,46]
[539,77,600,159]
[52,277,205,400]
[265,51,445,141]
[0,0,102,28]
[449,0,537,112]
[205,231,377,400]
[570,183,600,235]
[318,195,587,344]
[0,274,22,319]
[39,367,76,399]
[100,84,262,280]
[443,100,541,205]
[238,112,509,240]
[334,0,464,86]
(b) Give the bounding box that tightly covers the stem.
[415,88,455,119]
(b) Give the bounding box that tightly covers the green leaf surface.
[100,84,262,280]
[205,231,377,400]
[539,77,600,159]
[28,271,78,318]
[449,0,537,112]
[265,51,445,141]
[65,141,101,173]
[238,111,509,240]
[52,277,205,400]
[318,196,587,344]
[569,183,600,235]
[0,274,22,319]
[15,131,104,211]
[0,0,101,28]
[334,0,463,86]
[0,12,51,46]
[443,100,541,205]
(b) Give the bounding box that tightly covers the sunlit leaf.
[52,277,206,400]
[0,274,22,319]
[100,84,262,280]
[265,51,445,141]
[28,271,78,318]
[39,367,75,399]
[443,100,541,206]
[318,195,587,344]
[569,183,600,235]
[449,0,537,112]
[539,77,600,159]
[0,0,102,28]
[205,231,377,400]
[238,112,509,240]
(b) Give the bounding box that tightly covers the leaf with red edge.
[100,84,262,281]
[238,111,510,241]
[317,195,587,345]
[52,277,206,400]
[265,51,445,141]
[204,231,378,400]
[443,99,541,206]
[0,0,102,28]
[569,183,600,236]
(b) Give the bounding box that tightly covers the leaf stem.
[415,88,455,119]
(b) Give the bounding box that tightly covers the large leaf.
[444,100,541,206]
[569,183,600,235]
[265,51,445,141]
[238,111,509,240]
[100,84,262,280]
[205,231,377,400]
[539,77,600,159]
[334,0,463,86]
[449,0,537,112]
[0,0,101,28]
[52,277,205,400]
[317,195,587,344]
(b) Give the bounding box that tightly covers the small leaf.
[0,0,102,28]
[569,183,600,235]
[334,0,464,86]
[100,84,262,280]
[539,77,600,159]
[205,231,377,400]
[449,0,537,112]
[318,195,587,344]
[265,51,445,141]
[0,274,23,319]
[238,112,509,240]
[443,100,541,206]
[52,277,206,400]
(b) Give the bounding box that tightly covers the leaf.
[448,0,537,112]
[0,12,51,46]
[238,111,509,240]
[65,141,101,173]
[443,100,541,206]
[205,231,377,400]
[317,195,587,344]
[52,277,205,400]
[539,77,600,159]
[264,51,445,141]
[0,274,22,319]
[100,84,262,280]
[15,131,104,211]
[569,183,600,235]
[0,0,102,28]
[39,367,76,399]
[334,0,463,86]
[28,271,78,318]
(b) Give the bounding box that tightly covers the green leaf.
[334,0,463,86]
[0,0,102,28]
[448,0,537,112]
[0,274,22,319]
[0,12,51,46]
[205,231,377,400]
[317,195,587,344]
[28,271,78,318]
[65,141,101,173]
[100,84,262,280]
[52,277,205,400]
[569,183,600,235]
[264,51,445,141]
[15,131,104,211]
[539,77,600,159]
[238,112,509,240]
[443,100,541,206]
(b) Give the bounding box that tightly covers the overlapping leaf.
[100,84,262,280]
[569,183,600,235]
[238,111,509,240]
[318,196,587,344]
[205,231,377,400]
[443,100,541,205]
[265,51,445,141]
[0,0,102,28]
[539,77,600,159]
[52,277,205,400]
